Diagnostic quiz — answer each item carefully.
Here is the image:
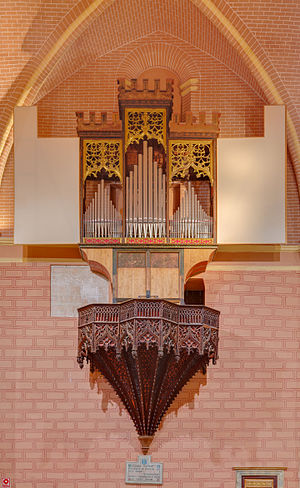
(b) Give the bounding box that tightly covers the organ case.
[77,79,219,245]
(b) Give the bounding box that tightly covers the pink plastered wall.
[0,262,299,487]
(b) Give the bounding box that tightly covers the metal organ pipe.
[138,154,143,235]
[83,144,212,241]
[126,176,129,236]
[148,146,153,227]
[84,180,122,238]
[129,170,133,234]
[133,164,138,237]
[170,181,213,239]
[143,140,148,236]
[125,141,166,238]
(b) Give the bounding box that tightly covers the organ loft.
[77,78,220,453]
[77,78,220,304]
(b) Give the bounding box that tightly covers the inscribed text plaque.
[126,456,163,485]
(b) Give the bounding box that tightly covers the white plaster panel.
[217,105,286,244]
[14,106,79,244]
[14,105,37,140]
[51,265,110,317]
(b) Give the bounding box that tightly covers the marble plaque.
[126,456,163,485]
[51,265,109,317]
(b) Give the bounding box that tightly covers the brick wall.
[1,20,299,242]
[0,151,14,238]
[37,36,266,139]
[228,0,300,120]
[1,0,299,205]
[287,154,300,243]
[0,262,299,487]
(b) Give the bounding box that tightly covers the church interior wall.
[36,39,266,140]
[1,45,299,242]
[0,2,299,487]
[0,151,14,239]
[0,262,299,487]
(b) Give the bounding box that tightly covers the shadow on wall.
[86,327,273,463]
[159,370,207,423]
[138,324,275,461]
[89,368,207,422]
[89,370,125,415]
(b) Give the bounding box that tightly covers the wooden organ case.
[77,80,221,452]
[77,78,220,303]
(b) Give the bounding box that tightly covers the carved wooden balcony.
[77,299,220,453]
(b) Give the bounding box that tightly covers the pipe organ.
[126,141,166,238]
[84,180,122,238]
[170,181,213,239]
[77,78,219,245]
[76,79,221,454]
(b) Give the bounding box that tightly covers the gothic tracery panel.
[125,109,167,151]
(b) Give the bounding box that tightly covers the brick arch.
[0,0,113,181]
[35,0,264,109]
[189,0,300,192]
[115,42,199,83]
[0,0,299,193]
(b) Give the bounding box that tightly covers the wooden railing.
[78,299,219,365]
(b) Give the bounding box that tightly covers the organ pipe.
[125,141,166,238]
[170,181,213,238]
[84,181,122,238]
[84,144,213,240]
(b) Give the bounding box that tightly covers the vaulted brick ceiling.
[35,0,265,101]
[0,0,299,191]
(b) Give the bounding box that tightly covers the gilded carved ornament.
[169,140,213,183]
[83,139,122,181]
[125,108,167,151]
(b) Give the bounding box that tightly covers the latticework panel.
[83,139,122,181]
[169,140,213,182]
[125,109,166,150]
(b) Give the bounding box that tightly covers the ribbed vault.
[115,41,200,83]
[0,0,299,193]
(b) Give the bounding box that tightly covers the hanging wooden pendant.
[77,299,219,453]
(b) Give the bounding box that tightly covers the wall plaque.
[233,468,286,488]
[126,456,163,485]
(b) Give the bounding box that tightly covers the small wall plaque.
[233,467,287,488]
[126,456,163,485]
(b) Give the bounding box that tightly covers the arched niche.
[184,277,205,305]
